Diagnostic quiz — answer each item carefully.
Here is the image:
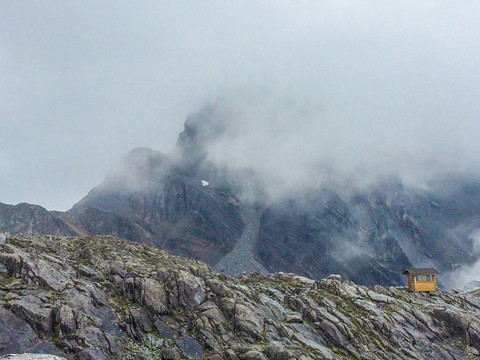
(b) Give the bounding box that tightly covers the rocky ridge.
[1,232,479,359]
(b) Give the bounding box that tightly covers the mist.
[1,1,480,210]
[195,87,480,201]
[444,260,480,291]
[451,230,480,288]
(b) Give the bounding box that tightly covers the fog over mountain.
[183,92,480,203]
[1,1,480,211]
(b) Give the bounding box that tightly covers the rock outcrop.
[1,233,480,359]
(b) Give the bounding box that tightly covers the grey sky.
[1,1,480,210]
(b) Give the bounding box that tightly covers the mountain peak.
[100,147,172,191]
[173,104,228,173]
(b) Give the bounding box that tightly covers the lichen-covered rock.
[0,355,67,360]
[175,270,207,308]
[0,234,479,359]
[0,244,72,291]
[141,278,168,315]
[54,305,76,336]
[0,308,65,357]
[263,342,290,360]
[8,295,54,337]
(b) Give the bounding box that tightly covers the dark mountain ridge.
[1,105,479,287]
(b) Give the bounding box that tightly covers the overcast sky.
[1,1,480,210]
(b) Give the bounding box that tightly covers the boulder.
[142,278,168,315]
[264,342,290,360]
[176,270,207,308]
[54,305,76,336]
[8,295,53,337]
[0,308,63,356]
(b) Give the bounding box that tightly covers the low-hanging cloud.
[1,1,480,209]
[199,85,480,201]
[444,260,480,290]
[447,230,480,288]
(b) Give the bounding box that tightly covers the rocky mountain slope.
[212,206,267,276]
[1,105,480,287]
[0,203,77,237]
[1,233,480,359]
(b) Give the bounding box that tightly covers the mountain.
[71,145,244,265]
[256,176,480,286]
[1,105,479,287]
[1,233,480,359]
[65,106,480,286]
[0,203,77,236]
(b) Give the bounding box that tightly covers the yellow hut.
[402,268,439,292]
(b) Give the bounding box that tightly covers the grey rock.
[0,355,67,360]
[242,350,267,360]
[284,313,303,323]
[0,248,71,291]
[161,347,184,360]
[1,234,480,360]
[327,274,342,281]
[263,342,290,360]
[0,202,77,237]
[0,308,63,357]
[224,349,240,360]
[141,278,168,315]
[319,319,348,346]
[129,308,152,333]
[175,270,207,308]
[76,349,107,360]
[8,295,53,337]
[154,320,176,339]
[469,346,480,355]
[54,305,76,336]
[177,335,204,359]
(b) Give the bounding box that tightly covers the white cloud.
[1,1,480,209]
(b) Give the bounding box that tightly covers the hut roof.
[402,268,439,275]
